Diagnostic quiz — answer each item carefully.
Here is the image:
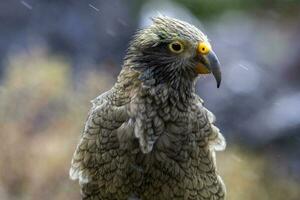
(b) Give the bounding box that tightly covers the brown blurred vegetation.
[0,47,299,200]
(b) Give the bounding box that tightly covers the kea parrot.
[70,16,226,200]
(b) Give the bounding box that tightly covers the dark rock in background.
[0,0,139,78]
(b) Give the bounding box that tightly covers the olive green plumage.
[70,16,226,200]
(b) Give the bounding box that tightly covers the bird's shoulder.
[91,90,111,107]
[70,88,130,183]
[69,67,141,185]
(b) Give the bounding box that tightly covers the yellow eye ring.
[169,41,184,53]
[198,42,211,55]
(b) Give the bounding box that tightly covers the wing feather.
[194,95,226,151]
[69,90,129,184]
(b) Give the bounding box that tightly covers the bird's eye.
[169,41,184,53]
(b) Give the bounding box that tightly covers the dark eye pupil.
[172,43,182,51]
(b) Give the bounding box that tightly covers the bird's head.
[125,16,221,89]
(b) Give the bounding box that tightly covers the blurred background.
[0,0,300,199]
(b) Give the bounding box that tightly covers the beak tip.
[216,80,221,88]
[213,72,221,88]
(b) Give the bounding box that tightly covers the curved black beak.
[203,50,222,88]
